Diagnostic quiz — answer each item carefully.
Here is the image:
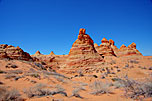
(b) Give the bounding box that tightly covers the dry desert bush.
[23,83,67,98]
[0,86,23,101]
[5,74,17,79]
[70,86,85,99]
[7,69,23,74]
[0,70,7,74]
[89,80,113,95]
[113,76,152,100]
[5,63,18,69]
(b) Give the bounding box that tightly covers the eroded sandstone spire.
[66,28,103,68]
[95,38,116,56]
[50,51,55,55]
[35,51,41,55]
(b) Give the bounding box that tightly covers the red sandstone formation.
[109,39,114,45]
[94,43,98,48]
[50,51,55,55]
[0,44,32,61]
[34,51,41,55]
[66,28,103,68]
[95,38,116,56]
[128,42,136,49]
[120,44,127,49]
[117,43,142,56]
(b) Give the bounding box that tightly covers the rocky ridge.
[0,44,32,61]
[0,28,143,68]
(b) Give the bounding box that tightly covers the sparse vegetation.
[109,60,116,65]
[5,74,17,79]
[53,76,66,83]
[148,67,152,70]
[138,66,146,69]
[0,81,4,85]
[34,62,46,70]
[70,86,85,99]
[27,73,40,79]
[23,83,67,98]
[6,64,18,69]
[113,76,152,100]
[0,70,7,74]
[129,59,139,64]
[7,69,23,74]
[90,80,112,95]
[0,86,23,101]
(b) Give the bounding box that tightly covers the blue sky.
[0,0,152,56]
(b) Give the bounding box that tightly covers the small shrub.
[129,60,139,64]
[138,66,146,69]
[125,64,129,68]
[34,63,46,70]
[30,73,40,78]
[113,81,125,89]
[0,70,7,74]
[25,73,40,79]
[54,85,67,97]
[23,83,67,98]
[6,64,18,69]
[41,61,46,65]
[23,83,48,98]
[111,78,122,82]
[70,86,85,99]
[109,60,116,65]
[90,81,112,95]
[148,67,152,70]
[31,80,37,84]
[5,74,17,79]
[77,69,84,77]
[0,81,4,85]
[53,76,66,83]
[113,76,152,100]
[0,86,22,101]
[7,70,23,74]
[14,76,24,81]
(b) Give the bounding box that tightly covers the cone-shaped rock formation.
[95,38,116,56]
[66,28,103,68]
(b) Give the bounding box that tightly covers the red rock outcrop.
[120,44,127,49]
[128,42,136,49]
[117,43,142,56]
[34,51,42,55]
[94,43,98,48]
[50,51,55,55]
[95,38,116,56]
[32,51,54,62]
[66,28,103,68]
[0,44,32,61]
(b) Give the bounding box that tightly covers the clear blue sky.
[0,0,152,56]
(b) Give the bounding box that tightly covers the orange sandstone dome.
[101,38,109,43]
[128,42,136,49]
[79,28,86,35]
[94,43,98,47]
[35,51,41,55]
[120,44,127,49]
[50,51,55,55]
[109,39,114,45]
